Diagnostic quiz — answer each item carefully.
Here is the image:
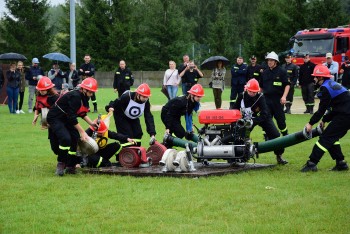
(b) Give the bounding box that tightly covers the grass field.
[0,87,349,233]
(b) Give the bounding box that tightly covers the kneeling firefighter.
[301,65,350,172]
[83,113,136,168]
[232,79,288,165]
[161,84,204,146]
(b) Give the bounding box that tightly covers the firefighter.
[232,79,288,164]
[78,54,98,112]
[32,76,58,129]
[113,60,134,97]
[301,65,350,172]
[230,57,247,109]
[246,55,263,83]
[83,115,136,168]
[47,77,98,176]
[281,54,298,114]
[298,54,316,114]
[260,51,290,136]
[105,83,156,146]
[161,84,204,142]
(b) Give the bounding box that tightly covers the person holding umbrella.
[48,63,65,92]
[25,58,44,113]
[210,60,226,109]
[6,62,21,114]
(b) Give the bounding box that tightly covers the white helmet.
[265,51,279,62]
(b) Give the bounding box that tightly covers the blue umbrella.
[43,52,72,63]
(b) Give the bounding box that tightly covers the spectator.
[298,54,316,114]
[210,60,226,109]
[339,56,350,89]
[106,83,156,147]
[178,54,190,74]
[179,61,203,95]
[301,65,350,172]
[113,60,134,97]
[230,57,247,109]
[0,67,3,91]
[246,55,263,83]
[78,54,98,113]
[65,63,79,89]
[260,51,290,139]
[47,77,98,176]
[6,62,21,114]
[16,61,28,114]
[281,54,299,114]
[48,63,65,92]
[25,58,44,113]
[323,53,339,81]
[163,60,181,100]
[232,79,288,164]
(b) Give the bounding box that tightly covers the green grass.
[0,87,349,233]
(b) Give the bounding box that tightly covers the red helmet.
[245,78,260,92]
[135,83,151,97]
[311,65,332,78]
[89,120,108,134]
[80,77,98,92]
[36,76,55,90]
[188,84,205,97]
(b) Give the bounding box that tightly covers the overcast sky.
[0,0,66,17]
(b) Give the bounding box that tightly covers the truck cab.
[290,25,350,67]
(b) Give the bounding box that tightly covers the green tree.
[0,0,53,67]
[133,0,194,70]
[76,0,111,70]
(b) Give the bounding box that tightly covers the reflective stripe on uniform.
[334,141,340,145]
[125,76,130,79]
[316,141,328,152]
[68,151,76,156]
[59,145,70,150]
[273,82,282,86]
[280,127,288,133]
[253,73,259,76]
[96,156,103,168]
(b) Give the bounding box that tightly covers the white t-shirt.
[163,69,181,85]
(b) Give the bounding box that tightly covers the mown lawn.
[0,87,349,233]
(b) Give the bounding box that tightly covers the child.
[32,76,58,129]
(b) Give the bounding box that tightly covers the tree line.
[0,0,349,71]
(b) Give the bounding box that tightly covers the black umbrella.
[0,52,27,61]
[43,52,72,63]
[200,56,230,70]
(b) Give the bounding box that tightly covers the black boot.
[330,160,349,171]
[301,160,317,172]
[303,106,310,114]
[276,155,288,165]
[93,103,98,113]
[284,104,291,114]
[309,106,314,114]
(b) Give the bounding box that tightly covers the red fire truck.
[290,25,350,67]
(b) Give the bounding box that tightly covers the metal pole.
[70,0,76,64]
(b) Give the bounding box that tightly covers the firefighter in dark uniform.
[301,65,350,172]
[230,57,247,109]
[282,54,299,114]
[83,114,136,168]
[78,54,98,113]
[47,77,98,176]
[113,60,134,97]
[106,83,156,146]
[298,54,316,114]
[161,84,204,141]
[340,56,350,89]
[246,55,263,83]
[179,61,203,95]
[233,79,288,164]
[260,51,290,136]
